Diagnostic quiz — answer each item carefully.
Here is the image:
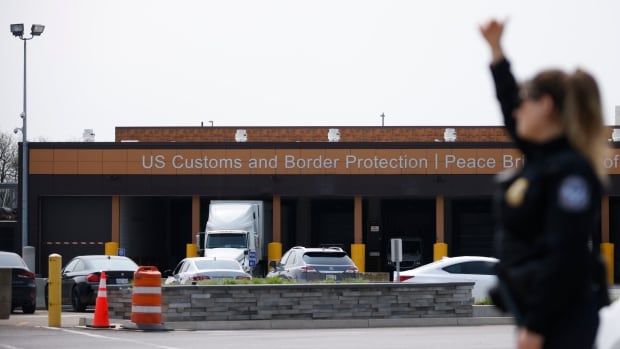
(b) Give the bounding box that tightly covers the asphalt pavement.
[0,311,515,349]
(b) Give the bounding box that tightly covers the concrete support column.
[192,196,200,245]
[601,196,614,285]
[434,195,448,261]
[268,195,283,265]
[106,196,121,255]
[273,195,281,243]
[111,195,120,243]
[351,195,365,272]
[185,196,201,258]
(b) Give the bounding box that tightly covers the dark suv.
[0,251,36,313]
[267,246,359,281]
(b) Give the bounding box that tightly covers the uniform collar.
[529,136,570,160]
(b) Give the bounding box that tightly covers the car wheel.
[71,287,86,312]
[22,302,36,314]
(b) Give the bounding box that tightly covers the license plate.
[116,278,129,284]
[326,274,337,281]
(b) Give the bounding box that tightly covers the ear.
[539,95,556,117]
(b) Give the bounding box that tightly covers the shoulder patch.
[558,176,590,212]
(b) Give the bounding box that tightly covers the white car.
[597,298,620,349]
[165,257,252,285]
[395,256,498,302]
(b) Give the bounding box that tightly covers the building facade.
[18,126,619,282]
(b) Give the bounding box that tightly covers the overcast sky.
[0,0,618,141]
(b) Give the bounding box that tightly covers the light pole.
[11,23,45,270]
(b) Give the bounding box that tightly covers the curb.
[79,318,171,331]
[158,317,514,331]
[81,316,514,331]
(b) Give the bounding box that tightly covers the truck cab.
[204,229,258,272]
[199,201,265,276]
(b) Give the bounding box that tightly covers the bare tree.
[0,131,18,183]
[0,132,18,211]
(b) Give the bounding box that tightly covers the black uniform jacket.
[491,58,603,334]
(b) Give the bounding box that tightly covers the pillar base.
[601,243,615,285]
[351,243,365,273]
[433,243,448,261]
[186,243,198,258]
[268,242,282,265]
[105,242,119,256]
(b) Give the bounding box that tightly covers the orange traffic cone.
[92,271,110,328]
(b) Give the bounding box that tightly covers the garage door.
[40,197,111,276]
[451,199,494,257]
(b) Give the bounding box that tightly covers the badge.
[558,176,590,212]
[505,177,529,207]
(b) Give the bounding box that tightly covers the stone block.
[191,293,212,299]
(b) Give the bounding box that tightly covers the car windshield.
[0,254,27,268]
[302,252,353,266]
[194,260,241,270]
[84,257,138,271]
[206,233,247,249]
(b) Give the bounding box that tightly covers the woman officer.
[479,19,610,349]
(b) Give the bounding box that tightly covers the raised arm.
[479,19,506,64]
[480,20,531,154]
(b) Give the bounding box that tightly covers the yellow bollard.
[48,254,62,327]
[601,243,615,286]
[351,243,365,273]
[186,243,198,258]
[433,243,448,261]
[267,242,282,266]
[105,242,118,256]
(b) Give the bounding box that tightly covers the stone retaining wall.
[108,282,474,322]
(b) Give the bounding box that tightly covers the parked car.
[164,257,251,285]
[267,246,359,282]
[597,297,620,349]
[49,255,139,312]
[396,256,498,302]
[0,251,36,313]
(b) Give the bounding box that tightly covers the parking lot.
[0,311,515,349]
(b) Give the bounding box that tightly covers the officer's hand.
[517,328,544,349]
[479,19,506,63]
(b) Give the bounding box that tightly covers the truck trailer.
[199,201,266,276]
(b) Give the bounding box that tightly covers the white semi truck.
[198,201,266,276]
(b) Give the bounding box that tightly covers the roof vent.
[235,129,248,142]
[328,128,340,142]
[82,129,95,142]
[613,106,620,142]
[443,128,456,142]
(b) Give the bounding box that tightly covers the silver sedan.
[164,257,251,285]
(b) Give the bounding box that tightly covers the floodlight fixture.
[31,24,45,36]
[10,23,24,37]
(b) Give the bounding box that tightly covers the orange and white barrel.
[130,266,162,325]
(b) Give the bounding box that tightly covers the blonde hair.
[527,69,609,183]
[564,69,609,183]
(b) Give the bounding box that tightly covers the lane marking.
[39,326,182,349]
